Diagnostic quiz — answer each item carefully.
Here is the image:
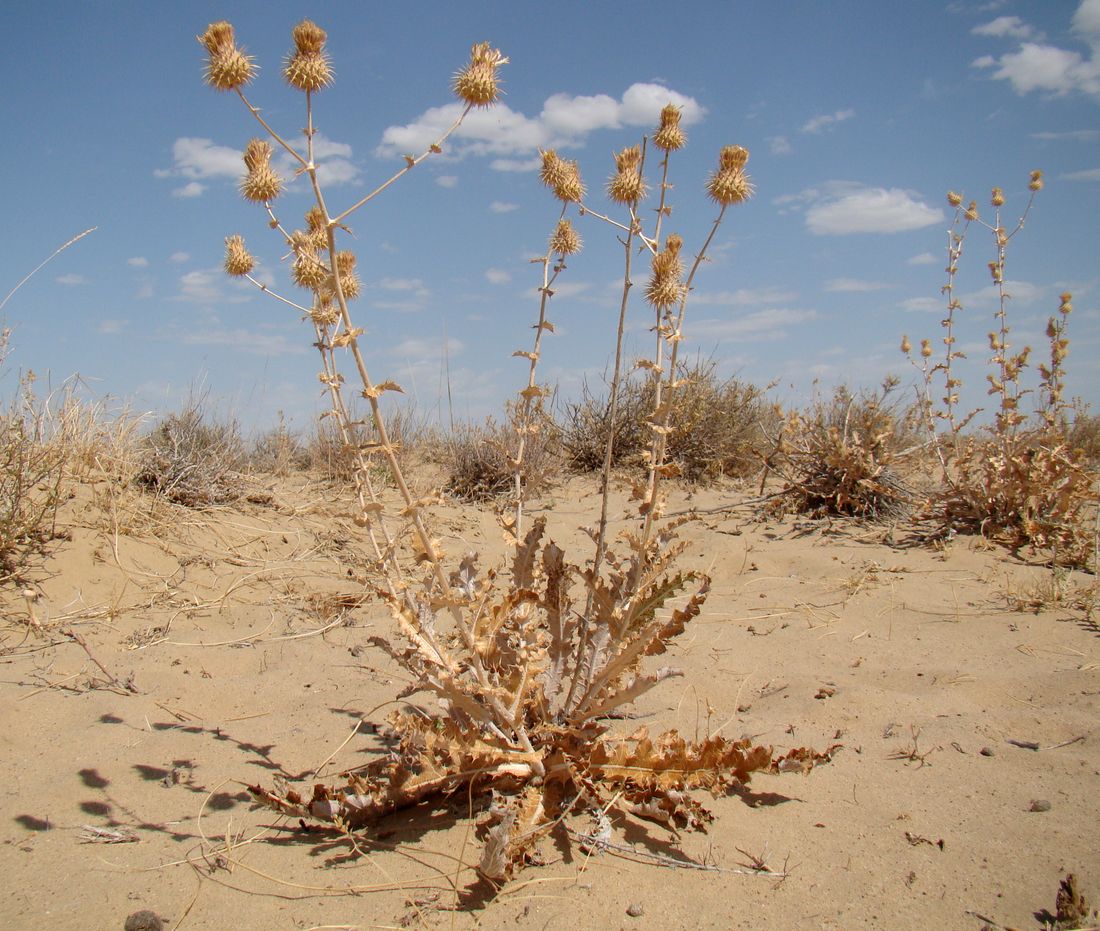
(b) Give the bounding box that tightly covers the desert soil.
[1,472,1097,930]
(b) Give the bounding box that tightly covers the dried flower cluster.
[707,145,754,206]
[453,42,508,107]
[539,149,585,203]
[607,145,647,204]
[284,19,333,92]
[198,21,254,91]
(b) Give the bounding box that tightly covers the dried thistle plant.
[902,173,1096,568]
[200,22,829,883]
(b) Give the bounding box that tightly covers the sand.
[1,471,1097,930]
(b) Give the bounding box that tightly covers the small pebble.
[1028,799,1051,813]
[124,911,164,931]
[626,903,645,918]
[980,747,995,757]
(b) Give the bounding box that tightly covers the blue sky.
[2,1,1098,434]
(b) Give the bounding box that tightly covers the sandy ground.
[1,471,1097,930]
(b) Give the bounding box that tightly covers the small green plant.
[902,177,1097,569]
[198,20,827,883]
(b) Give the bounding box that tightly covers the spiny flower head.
[920,338,933,358]
[991,187,1005,207]
[291,248,328,290]
[947,191,963,207]
[549,219,582,256]
[198,21,255,91]
[607,145,647,204]
[304,206,330,250]
[1059,292,1072,315]
[900,335,912,355]
[653,104,686,152]
[538,149,585,203]
[453,42,508,108]
[240,138,282,203]
[223,235,254,277]
[707,146,754,206]
[645,234,685,310]
[1029,169,1044,192]
[284,20,333,92]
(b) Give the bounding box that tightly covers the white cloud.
[98,320,125,335]
[379,277,430,297]
[485,268,511,285]
[1074,0,1100,45]
[376,82,705,166]
[158,137,241,181]
[158,132,360,194]
[972,15,1035,39]
[768,135,792,155]
[961,279,1043,307]
[490,201,519,213]
[801,109,855,134]
[175,268,249,305]
[824,278,891,292]
[693,286,799,306]
[183,327,305,356]
[786,182,944,235]
[172,181,206,198]
[1031,129,1100,140]
[907,252,938,265]
[56,273,87,286]
[974,42,1100,96]
[128,257,149,268]
[691,308,818,342]
[170,252,190,264]
[392,337,464,360]
[1061,166,1100,180]
[436,175,458,188]
[900,296,943,312]
[490,157,542,172]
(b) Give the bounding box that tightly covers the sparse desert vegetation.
[1,14,1098,931]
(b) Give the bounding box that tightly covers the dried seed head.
[988,261,1003,283]
[291,19,327,54]
[302,207,329,250]
[334,250,356,275]
[239,139,281,202]
[947,191,963,207]
[653,104,686,152]
[453,42,508,108]
[920,339,933,358]
[991,187,1005,207]
[645,234,685,310]
[223,235,254,277]
[965,201,979,221]
[707,146,754,206]
[1029,169,1043,192]
[284,20,333,91]
[1059,292,1072,314]
[305,206,327,231]
[199,21,255,91]
[241,166,282,203]
[538,149,585,203]
[291,251,328,290]
[243,138,273,172]
[311,298,339,327]
[549,218,582,256]
[900,335,912,355]
[607,145,647,204]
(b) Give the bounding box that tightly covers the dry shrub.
[250,413,309,476]
[443,413,560,502]
[135,401,246,507]
[942,429,1095,568]
[308,405,421,484]
[1066,403,1100,465]
[769,382,915,519]
[561,361,770,482]
[0,375,68,580]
